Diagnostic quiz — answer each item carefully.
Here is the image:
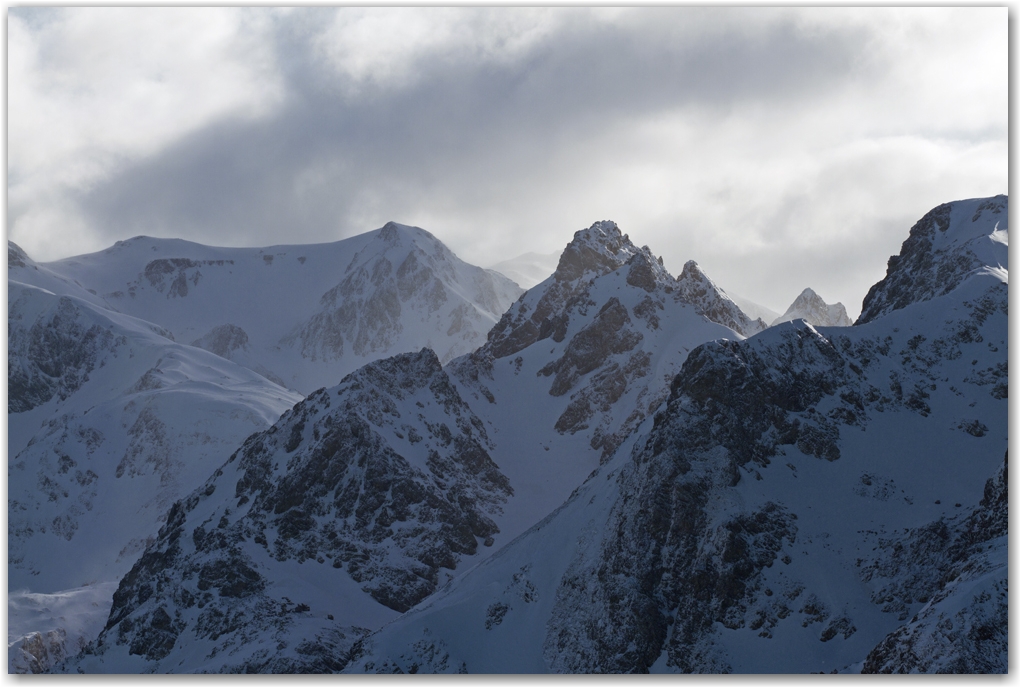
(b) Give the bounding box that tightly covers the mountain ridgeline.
[11,197,1007,674]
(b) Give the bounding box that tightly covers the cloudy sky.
[8,7,1007,317]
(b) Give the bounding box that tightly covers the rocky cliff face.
[290,223,520,367]
[63,349,513,672]
[772,288,852,327]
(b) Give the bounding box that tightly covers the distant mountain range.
[9,196,1007,673]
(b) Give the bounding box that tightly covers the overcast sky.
[8,7,1007,317]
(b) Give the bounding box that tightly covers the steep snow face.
[345,205,1007,674]
[772,288,852,327]
[858,195,1007,325]
[28,223,522,394]
[676,261,769,337]
[64,349,513,673]
[487,251,559,290]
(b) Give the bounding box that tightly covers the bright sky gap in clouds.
[7,7,1006,318]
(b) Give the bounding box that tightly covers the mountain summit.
[675,260,769,337]
[772,287,852,327]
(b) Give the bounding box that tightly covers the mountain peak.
[675,260,767,337]
[486,221,645,358]
[376,221,438,247]
[773,288,852,327]
[553,220,640,283]
[857,195,1008,325]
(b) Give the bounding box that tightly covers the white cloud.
[8,7,283,256]
[6,7,1007,319]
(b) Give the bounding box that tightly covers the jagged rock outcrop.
[858,195,1007,325]
[675,261,768,337]
[63,348,513,672]
[486,221,643,359]
[772,288,852,327]
[191,324,250,360]
[453,228,744,467]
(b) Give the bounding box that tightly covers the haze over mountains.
[8,195,1007,673]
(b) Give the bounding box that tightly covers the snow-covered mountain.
[488,251,560,290]
[58,220,766,673]
[452,222,758,534]
[40,197,1008,674]
[772,288,852,327]
[9,224,519,672]
[19,223,523,394]
[334,196,1006,673]
[857,195,1007,324]
[62,349,512,672]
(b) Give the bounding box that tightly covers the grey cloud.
[77,9,870,248]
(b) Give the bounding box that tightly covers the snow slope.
[345,196,1007,673]
[8,279,301,671]
[21,223,522,394]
